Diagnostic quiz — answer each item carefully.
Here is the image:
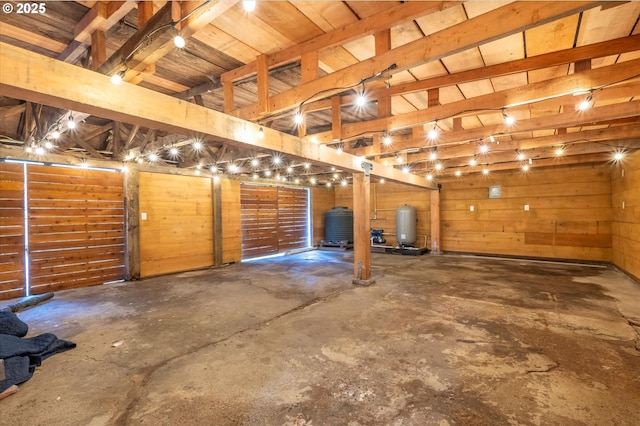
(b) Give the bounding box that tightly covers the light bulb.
[555,147,564,156]
[111,71,124,85]
[304,163,310,169]
[483,168,489,175]
[356,92,366,107]
[169,147,179,156]
[192,141,203,151]
[44,141,53,149]
[504,114,515,125]
[148,153,158,162]
[435,163,443,171]
[429,151,437,161]
[469,158,477,166]
[579,95,592,111]
[310,177,316,185]
[614,152,624,161]
[341,180,348,186]
[51,129,60,139]
[522,164,529,171]
[67,118,76,129]
[210,165,218,173]
[426,174,433,181]
[228,164,239,173]
[517,152,525,161]
[294,112,303,125]
[455,170,461,177]
[251,158,259,167]
[243,0,256,12]
[35,146,45,155]
[383,135,392,146]
[428,126,439,140]
[337,147,343,155]
[264,170,271,177]
[402,166,410,174]
[379,179,385,184]
[480,144,489,153]
[173,35,186,48]
[258,126,264,139]
[396,156,403,164]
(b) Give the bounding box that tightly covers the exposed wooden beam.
[0,42,435,189]
[231,1,603,121]
[222,1,461,83]
[325,57,640,144]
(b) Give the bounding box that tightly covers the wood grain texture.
[0,163,25,299]
[220,178,242,264]
[311,186,335,244]
[139,172,213,277]
[611,151,640,280]
[26,164,125,294]
[439,163,613,262]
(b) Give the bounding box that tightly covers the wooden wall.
[139,172,213,277]
[611,151,640,280]
[334,182,431,247]
[220,178,242,263]
[0,162,25,299]
[311,186,335,244]
[438,163,613,261]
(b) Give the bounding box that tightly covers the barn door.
[0,163,26,299]
[240,184,309,259]
[26,164,125,294]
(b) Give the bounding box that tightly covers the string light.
[243,0,256,12]
[304,162,311,169]
[402,166,410,174]
[310,177,316,185]
[258,126,264,139]
[429,150,437,161]
[522,164,529,171]
[613,151,624,161]
[264,170,272,177]
[35,146,45,155]
[173,35,186,48]
[294,111,303,125]
[517,151,525,161]
[192,140,203,151]
[148,153,158,162]
[51,128,60,139]
[382,134,392,146]
[479,144,489,154]
[379,178,385,184]
[228,163,239,173]
[341,180,348,186]
[111,69,126,85]
[435,163,443,171]
[251,158,260,167]
[426,174,433,181]
[455,170,462,177]
[469,158,477,166]
[555,147,564,156]
[67,115,76,129]
[210,165,218,173]
[355,83,366,107]
[502,109,515,125]
[427,122,439,140]
[336,146,343,155]
[483,168,489,175]
[44,141,53,150]
[579,93,593,111]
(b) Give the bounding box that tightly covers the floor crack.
[111,289,344,425]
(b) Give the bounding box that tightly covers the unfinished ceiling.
[0,1,639,184]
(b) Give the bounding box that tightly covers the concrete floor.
[2,251,640,425]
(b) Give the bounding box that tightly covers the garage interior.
[1,1,639,424]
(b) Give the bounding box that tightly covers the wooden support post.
[331,95,342,141]
[352,172,375,286]
[125,166,141,280]
[91,30,106,71]
[430,185,442,255]
[428,88,440,107]
[453,117,463,132]
[223,79,234,113]
[375,29,392,118]
[212,176,223,267]
[256,54,270,115]
[301,50,319,84]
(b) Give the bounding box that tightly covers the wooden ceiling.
[0,1,639,184]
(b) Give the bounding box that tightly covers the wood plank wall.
[611,151,640,280]
[0,162,25,299]
[27,165,125,293]
[311,186,335,245]
[438,163,613,261]
[220,178,242,263]
[139,172,213,277]
[333,182,431,247]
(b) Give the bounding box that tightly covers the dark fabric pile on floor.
[0,311,76,394]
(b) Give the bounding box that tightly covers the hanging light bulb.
[304,162,310,169]
[243,0,256,12]
[169,146,179,157]
[264,170,272,177]
[173,35,186,48]
[356,83,366,107]
[35,146,46,155]
[480,144,489,153]
[555,147,564,156]
[44,141,53,150]
[435,163,443,171]
[402,166,410,174]
[427,122,439,140]
[51,128,60,139]
[67,115,76,129]
[522,164,529,171]
[379,178,385,184]
[469,158,477,166]
[382,134,392,146]
[426,174,433,181]
[337,147,343,155]
[502,109,515,125]
[111,69,125,85]
[455,170,461,177]
[483,168,490,175]
[310,177,316,185]
[429,150,437,161]
[258,126,264,139]
[192,140,203,151]
[613,151,624,161]
[579,93,593,111]
[341,180,348,187]
[294,111,303,125]
[517,152,525,161]
[148,153,158,162]
[251,158,260,167]
[210,165,218,173]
